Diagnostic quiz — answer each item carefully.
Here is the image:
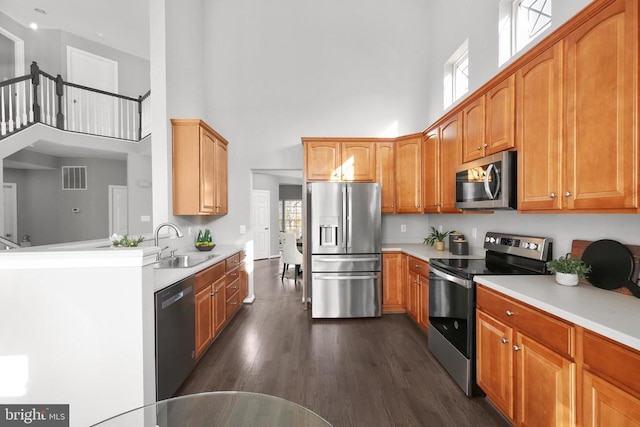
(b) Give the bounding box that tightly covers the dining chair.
[281,232,303,285]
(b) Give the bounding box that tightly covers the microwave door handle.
[483,164,501,200]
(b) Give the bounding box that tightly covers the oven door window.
[429,273,472,358]
[456,161,502,203]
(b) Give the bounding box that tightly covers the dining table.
[91,391,332,427]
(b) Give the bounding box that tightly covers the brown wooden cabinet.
[303,138,376,182]
[212,276,226,335]
[395,134,423,213]
[516,43,563,211]
[563,0,637,211]
[581,330,640,426]
[376,142,396,213]
[437,113,463,213]
[476,285,576,426]
[194,261,226,358]
[422,130,439,213]
[382,252,404,313]
[462,76,515,164]
[225,253,242,319]
[171,119,228,215]
[406,256,429,333]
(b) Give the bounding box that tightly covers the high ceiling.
[0,0,149,60]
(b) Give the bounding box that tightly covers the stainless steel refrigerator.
[307,182,382,318]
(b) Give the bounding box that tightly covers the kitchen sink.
[154,254,213,269]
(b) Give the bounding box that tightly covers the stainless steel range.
[428,232,553,396]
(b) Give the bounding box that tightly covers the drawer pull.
[501,337,509,344]
[513,345,521,351]
[210,291,217,296]
[506,310,515,316]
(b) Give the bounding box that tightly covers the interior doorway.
[251,190,270,260]
[0,26,24,79]
[2,182,17,243]
[108,185,128,236]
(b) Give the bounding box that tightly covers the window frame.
[443,39,470,109]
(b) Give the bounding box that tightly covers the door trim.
[0,26,25,77]
[2,182,17,242]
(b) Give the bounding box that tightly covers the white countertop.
[153,244,244,291]
[382,243,485,261]
[381,243,640,352]
[475,275,640,352]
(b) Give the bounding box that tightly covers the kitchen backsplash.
[382,212,640,258]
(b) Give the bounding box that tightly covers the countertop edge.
[475,275,640,352]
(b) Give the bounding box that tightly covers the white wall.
[424,0,591,125]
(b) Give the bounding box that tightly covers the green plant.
[423,226,453,246]
[546,254,591,278]
[110,234,145,247]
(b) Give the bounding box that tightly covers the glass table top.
[91,391,332,427]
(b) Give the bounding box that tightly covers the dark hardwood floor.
[178,258,509,427]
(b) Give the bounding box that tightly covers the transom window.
[444,40,469,109]
[499,0,552,66]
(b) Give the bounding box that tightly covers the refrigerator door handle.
[346,185,352,252]
[315,275,378,280]
[342,186,348,251]
[315,257,380,263]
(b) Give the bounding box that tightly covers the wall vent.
[62,166,87,190]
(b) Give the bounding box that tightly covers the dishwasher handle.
[160,283,193,310]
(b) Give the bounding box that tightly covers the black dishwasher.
[155,275,195,400]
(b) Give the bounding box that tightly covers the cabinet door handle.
[564,191,572,197]
[501,337,509,344]
[513,345,521,351]
[506,310,514,316]
[483,143,488,148]
[549,192,556,198]
[477,146,482,151]
[210,291,217,296]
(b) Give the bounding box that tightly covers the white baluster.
[22,81,27,126]
[28,82,34,123]
[15,83,22,129]
[1,86,6,135]
[8,83,14,132]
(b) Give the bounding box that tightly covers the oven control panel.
[484,232,552,261]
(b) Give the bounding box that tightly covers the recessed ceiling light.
[34,8,47,15]
[96,32,104,38]
[29,22,38,30]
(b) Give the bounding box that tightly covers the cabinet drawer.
[408,256,429,276]
[225,253,241,272]
[195,261,225,292]
[226,266,240,287]
[477,286,575,358]
[226,287,241,317]
[584,330,640,394]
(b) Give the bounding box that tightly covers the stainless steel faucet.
[154,222,184,259]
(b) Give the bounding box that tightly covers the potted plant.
[423,226,453,251]
[546,254,591,286]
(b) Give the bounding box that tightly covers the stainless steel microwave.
[454,151,517,210]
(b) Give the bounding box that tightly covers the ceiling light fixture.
[29,22,38,30]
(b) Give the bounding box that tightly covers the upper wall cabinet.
[563,0,637,211]
[395,134,423,213]
[303,139,376,182]
[517,43,564,211]
[423,114,463,214]
[172,119,229,215]
[462,75,515,164]
[376,142,396,213]
[519,0,638,212]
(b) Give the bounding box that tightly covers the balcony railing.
[0,62,150,142]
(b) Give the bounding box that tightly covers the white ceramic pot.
[555,272,579,287]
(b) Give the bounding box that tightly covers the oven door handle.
[429,265,473,289]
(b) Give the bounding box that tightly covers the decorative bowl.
[195,244,215,252]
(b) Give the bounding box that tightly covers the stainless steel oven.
[455,151,517,210]
[428,232,553,396]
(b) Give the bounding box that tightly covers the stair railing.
[0,62,150,142]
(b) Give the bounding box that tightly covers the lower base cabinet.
[194,251,245,359]
[476,285,576,426]
[582,330,640,426]
[478,285,640,426]
[382,252,405,313]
